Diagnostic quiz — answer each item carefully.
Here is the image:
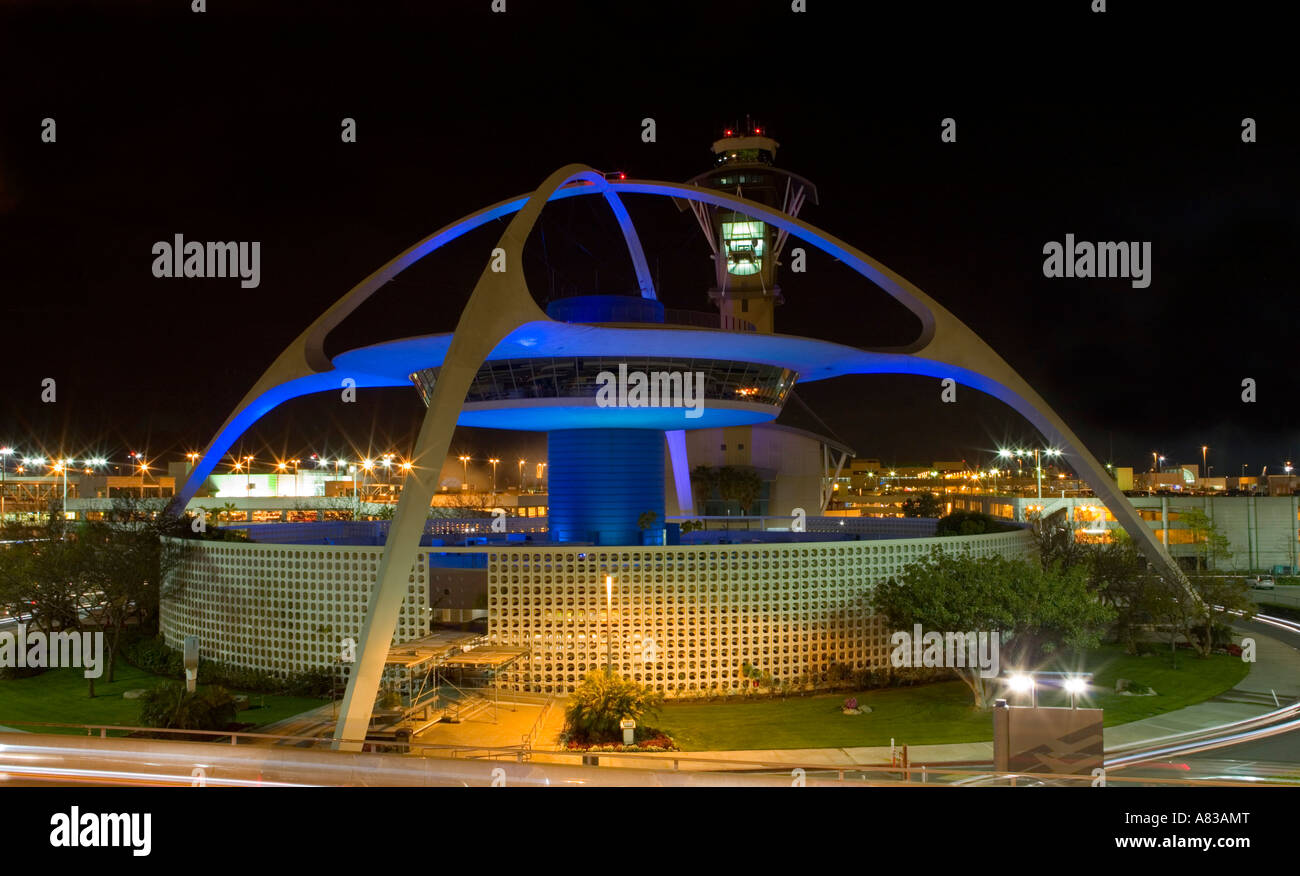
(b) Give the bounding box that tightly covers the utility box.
[620,718,636,745]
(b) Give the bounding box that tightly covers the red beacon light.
[724,128,733,136]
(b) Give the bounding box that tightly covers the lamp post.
[518,458,526,491]
[489,458,500,494]
[1201,445,1208,480]
[244,455,254,496]
[459,455,471,491]
[51,459,70,520]
[0,446,11,523]
[1015,447,1058,500]
[605,574,614,674]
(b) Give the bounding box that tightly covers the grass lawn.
[0,664,326,736]
[657,645,1250,751]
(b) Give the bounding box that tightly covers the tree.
[1185,574,1254,657]
[561,672,664,744]
[1027,509,1088,570]
[76,499,193,692]
[934,510,1009,536]
[719,466,763,515]
[1081,530,1157,653]
[872,549,1115,707]
[901,492,943,518]
[1177,507,1233,572]
[691,465,763,515]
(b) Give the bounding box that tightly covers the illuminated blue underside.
[458,405,774,430]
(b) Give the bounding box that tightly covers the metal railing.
[521,692,558,757]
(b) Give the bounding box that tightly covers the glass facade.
[410,357,796,407]
[721,219,766,276]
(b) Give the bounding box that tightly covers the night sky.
[1,2,1296,479]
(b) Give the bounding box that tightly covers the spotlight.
[1006,673,1033,694]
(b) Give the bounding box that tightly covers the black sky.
[1,2,1296,478]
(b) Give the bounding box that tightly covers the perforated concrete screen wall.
[162,529,1033,692]
[161,540,429,676]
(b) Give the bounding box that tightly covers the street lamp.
[1201,445,1208,480]
[518,458,526,491]
[51,459,72,519]
[0,446,12,523]
[1015,447,1059,500]
[459,455,471,491]
[488,458,500,494]
[361,459,374,503]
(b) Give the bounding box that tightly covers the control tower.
[676,122,842,519]
[684,120,819,335]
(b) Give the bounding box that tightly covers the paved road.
[1115,616,1300,782]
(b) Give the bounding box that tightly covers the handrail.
[521,692,558,756]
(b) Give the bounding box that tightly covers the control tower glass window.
[721,219,765,276]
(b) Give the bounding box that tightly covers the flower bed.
[564,734,679,753]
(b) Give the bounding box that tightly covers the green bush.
[120,634,332,696]
[852,668,890,689]
[0,666,46,681]
[935,510,1013,536]
[121,634,185,677]
[139,682,238,730]
[562,672,665,745]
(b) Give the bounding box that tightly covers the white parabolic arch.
[166,164,1189,748]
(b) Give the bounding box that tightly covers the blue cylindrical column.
[548,429,664,545]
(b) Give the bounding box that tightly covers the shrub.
[0,666,46,681]
[935,510,1012,536]
[120,634,332,696]
[853,668,889,689]
[139,682,238,730]
[561,672,664,745]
